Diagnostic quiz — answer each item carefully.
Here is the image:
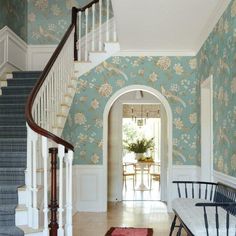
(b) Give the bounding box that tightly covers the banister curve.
[25,23,75,152]
[73,0,100,12]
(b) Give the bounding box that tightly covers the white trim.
[213,171,236,189]
[201,75,213,181]
[27,45,57,70]
[73,165,107,212]
[103,85,173,211]
[194,0,231,54]
[0,26,27,76]
[115,50,196,57]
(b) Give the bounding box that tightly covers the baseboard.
[213,170,236,188]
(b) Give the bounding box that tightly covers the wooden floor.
[73,177,187,236]
[73,201,186,236]
[123,174,160,201]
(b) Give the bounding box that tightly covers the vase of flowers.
[123,138,154,161]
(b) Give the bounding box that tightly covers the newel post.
[49,148,59,236]
[72,7,78,61]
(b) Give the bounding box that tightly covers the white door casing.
[103,85,173,211]
[201,75,213,181]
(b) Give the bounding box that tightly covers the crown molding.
[115,50,196,57]
[194,0,231,54]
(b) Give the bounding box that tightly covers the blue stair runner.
[0,71,41,236]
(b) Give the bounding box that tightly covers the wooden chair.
[149,163,160,189]
[123,163,136,190]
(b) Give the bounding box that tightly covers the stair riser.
[7,79,38,87]
[0,162,26,168]
[0,217,15,226]
[18,190,27,205]
[0,140,27,152]
[0,198,18,205]
[15,210,27,226]
[0,106,25,114]
[12,71,41,78]
[0,117,25,126]
[0,180,24,185]
[1,87,33,95]
[0,96,28,104]
[0,128,26,138]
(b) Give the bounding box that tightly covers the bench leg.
[169,215,177,236]
[177,223,183,236]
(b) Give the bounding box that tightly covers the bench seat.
[172,198,236,236]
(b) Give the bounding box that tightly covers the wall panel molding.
[0,26,27,76]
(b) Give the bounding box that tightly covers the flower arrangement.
[123,138,154,153]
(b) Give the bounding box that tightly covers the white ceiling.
[111,0,230,55]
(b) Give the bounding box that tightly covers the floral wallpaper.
[62,56,201,165]
[27,0,113,44]
[196,0,236,177]
[0,0,27,42]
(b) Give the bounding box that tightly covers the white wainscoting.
[27,45,56,71]
[0,26,27,76]
[72,164,201,212]
[213,171,236,188]
[171,165,201,201]
[73,165,106,212]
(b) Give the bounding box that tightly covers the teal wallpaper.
[62,56,200,165]
[196,0,236,177]
[0,0,27,41]
[27,0,112,44]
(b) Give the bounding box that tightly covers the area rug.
[105,227,153,236]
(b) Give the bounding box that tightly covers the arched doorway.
[103,85,173,210]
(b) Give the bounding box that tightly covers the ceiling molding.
[194,0,231,55]
[115,50,196,57]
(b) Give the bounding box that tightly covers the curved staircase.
[0,71,41,236]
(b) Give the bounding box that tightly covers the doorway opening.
[105,86,172,208]
[122,103,161,200]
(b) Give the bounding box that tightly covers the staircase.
[0,71,41,236]
[0,0,120,235]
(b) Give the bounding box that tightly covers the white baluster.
[92,4,95,51]
[106,0,110,41]
[113,18,117,42]
[58,144,65,236]
[99,0,102,51]
[78,11,82,61]
[42,136,49,236]
[85,8,88,61]
[26,124,33,227]
[32,130,39,229]
[65,150,73,236]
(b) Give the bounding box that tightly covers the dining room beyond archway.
[106,87,171,204]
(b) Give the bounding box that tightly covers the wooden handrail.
[74,0,100,12]
[25,21,75,151]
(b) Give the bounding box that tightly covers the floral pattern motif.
[0,0,27,41]
[63,0,236,172]
[197,0,236,177]
[62,56,200,165]
[27,0,113,44]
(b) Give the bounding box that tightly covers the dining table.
[135,161,153,191]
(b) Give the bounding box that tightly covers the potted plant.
[123,138,154,161]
